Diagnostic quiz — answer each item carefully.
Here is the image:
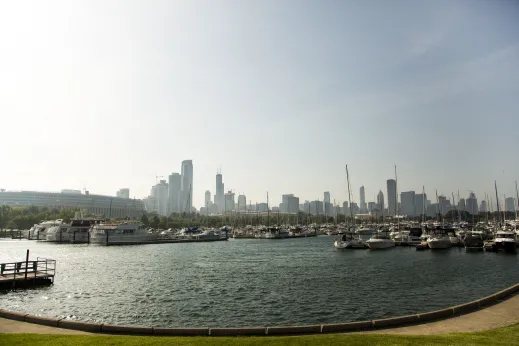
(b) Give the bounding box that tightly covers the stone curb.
[1,283,518,336]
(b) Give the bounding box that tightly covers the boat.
[334,230,367,249]
[89,222,158,245]
[366,230,395,250]
[403,227,423,246]
[493,230,517,253]
[463,232,484,252]
[427,228,452,249]
[30,220,64,240]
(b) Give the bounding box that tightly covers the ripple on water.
[0,239,518,327]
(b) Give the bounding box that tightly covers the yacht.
[402,227,423,246]
[46,223,70,242]
[366,231,395,250]
[427,228,452,249]
[30,220,63,240]
[334,232,367,249]
[463,232,484,252]
[493,230,517,253]
[90,222,158,245]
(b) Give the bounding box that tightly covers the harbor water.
[1,237,518,328]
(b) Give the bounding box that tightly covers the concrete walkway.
[2,294,519,336]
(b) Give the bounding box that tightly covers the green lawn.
[3,324,519,346]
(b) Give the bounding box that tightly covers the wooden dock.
[0,256,56,289]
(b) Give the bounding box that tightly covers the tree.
[0,205,11,230]
[151,215,160,229]
[141,214,149,226]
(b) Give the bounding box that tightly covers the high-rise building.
[480,200,487,213]
[359,186,366,213]
[377,190,385,215]
[180,160,193,213]
[367,201,377,212]
[343,201,349,216]
[414,193,427,216]
[387,179,397,216]
[205,190,211,208]
[215,172,224,213]
[155,180,169,216]
[237,194,246,211]
[458,198,466,212]
[224,191,235,212]
[505,197,516,212]
[310,200,324,215]
[438,196,450,215]
[116,188,130,199]
[400,191,416,217]
[466,192,479,215]
[281,194,299,214]
[324,191,330,204]
[168,173,181,214]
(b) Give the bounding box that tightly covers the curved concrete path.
[1,294,519,336]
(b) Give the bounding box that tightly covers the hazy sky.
[1,0,518,208]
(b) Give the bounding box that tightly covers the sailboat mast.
[266,192,270,227]
[394,165,399,228]
[346,165,353,225]
[451,192,457,223]
[422,186,426,224]
[515,181,519,221]
[495,181,501,224]
[435,190,442,224]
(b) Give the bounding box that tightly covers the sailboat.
[334,165,367,249]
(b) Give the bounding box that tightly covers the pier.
[0,251,56,289]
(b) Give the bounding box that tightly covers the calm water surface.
[1,237,518,327]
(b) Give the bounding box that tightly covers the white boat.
[494,230,517,253]
[90,222,158,245]
[30,220,63,240]
[427,235,452,249]
[334,232,367,249]
[46,224,70,242]
[366,231,395,249]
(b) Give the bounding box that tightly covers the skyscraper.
[480,200,487,213]
[205,190,211,208]
[224,190,235,212]
[216,172,224,213]
[466,192,479,215]
[168,173,181,214]
[387,179,396,216]
[377,190,385,214]
[237,194,246,211]
[359,186,366,213]
[155,180,169,216]
[400,191,416,217]
[324,192,331,216]
[505,197,516,212]
[181,160,193,212]
[414,193,427,217]
[458,198,466,212]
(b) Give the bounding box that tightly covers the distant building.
[359,186,367,213]
[116,188,130,199]
[224,190,235,212]
[400,191,415,217]
[257,203,269,212]
[458,198,466,212]
[237,194,247,211]
[0,190,143,218]
[181,160,193,213]
[387,179,397,216]
[155,180,169,216]
[367,201,377,212]
[377,190,385,215]
[215,172,224,213]
[480,200,487,213]
[168,173,181,214]
[205,190,212,208]
[350,202,359,215]
[310,200,324,215]
[324,191,330,204]
[281,194,299,214]
[427,203,439,218]
[438,196,450,215]
[343,201,349,216]
[62,189,82,195]
[505,197,516,212]
[414,193,427,216]
[466,193,478,215]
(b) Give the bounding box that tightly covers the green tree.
[151,215,160,229]
[140,214,149,226]
[0,205,11,230]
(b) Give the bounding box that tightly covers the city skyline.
[1,1,518,208]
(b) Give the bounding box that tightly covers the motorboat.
[427,228,452,249]
[90,222,158,245]
[463,232,484,252]
[366,231,395,250]
[30,220,64,240]
[493,230,517,253]
[403,227,423,246]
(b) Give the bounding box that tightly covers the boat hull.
[366,239,395,249]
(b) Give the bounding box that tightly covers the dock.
[0,255,56,289]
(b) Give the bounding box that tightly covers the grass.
[3,325,519,346]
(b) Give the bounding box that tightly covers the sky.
[0,0,518,208]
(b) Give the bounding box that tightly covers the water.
[1,237,518,328]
